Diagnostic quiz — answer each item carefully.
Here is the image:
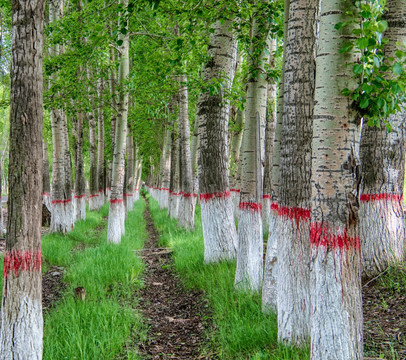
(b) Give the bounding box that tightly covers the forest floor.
[0,201,405,358]
[138,196,211,359]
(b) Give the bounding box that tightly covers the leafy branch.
[336,0,406,129]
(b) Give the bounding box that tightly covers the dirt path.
[138,197,209,359]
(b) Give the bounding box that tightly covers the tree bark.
[178,75,196,230]
[88,69,98,211]
[0,0,45,358]
[197,19,238,262]
[125,130,134,211]
[169,125,181,219]
[359,0,406,279]
[74,111,86,221]
[310,0,363,358]
[276,0,318,344]
[107,0,129,244]
[262,0,289,312]
[97,78,105,208]
[235,5,271,292]
[42,138,51,211]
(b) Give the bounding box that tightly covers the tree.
[178,75,196,230]
[235,0,272,292]
[276,0,317,344]
[197,18,238,262]
[0,0,45,357]
[359,0,406,278]
[310,0,363,357]
[107,0,130,244]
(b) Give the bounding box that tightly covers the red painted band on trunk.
[124,193,133,197]
[183,193,197,198]
[52,199,72,204]
[134,188,139,191]
[161,188,170,191]
[239,202,262,212]
[3,249,42,281]
[360,193,403,202]
[310,222,360,250]
[171,192,181,196]
[200,191,231,201]
[110,198,124,204]
[270,202,278,210]
[42,192,51,196]
[263,195,271,199]
[89,194,99,198]
[230,188,240,193]
[277,206,311,222]
[74,194,85,199]
[98,189,104,193]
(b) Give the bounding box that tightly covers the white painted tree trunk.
[200,194,237,262]
[310,0,363,357]
[107,201,125,244]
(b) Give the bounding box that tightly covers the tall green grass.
[41,201,147,360]
[147,194,309,360]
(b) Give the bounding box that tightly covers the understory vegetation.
[146,193,309,360]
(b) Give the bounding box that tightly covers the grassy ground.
[1,201,148,360]
[43,201,148,360]
[146,194,309,360]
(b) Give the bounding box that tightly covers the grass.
[0,201,148,359]
[146,193,309,360]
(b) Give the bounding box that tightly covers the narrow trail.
[138,196,209,359]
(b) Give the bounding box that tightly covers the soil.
[42,265,67,312]
[138,197,211,359]
[363,273,406,359]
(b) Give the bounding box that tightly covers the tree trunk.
[97,78,106,208]
[42,138,51,211]
[74,112,86,221]
[178,75,196,230]
[109,36,117,198]
[0,1,45,357]
[310,1,363,358]
[88,69,98,211]
[125,130,134,211]
[359,0,406,279]
[235,6,270,292]
[229,109,244,219]
[190,116,199,193]
[262,0,289,313]
[62,111,73,229]
[262,39,277,236]
[197,19,238,262]
[276,0,317,344]
[169,126,181,219]
[107,0,129,244]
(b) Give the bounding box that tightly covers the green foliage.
[147,195,309,359]
[337,0,406,129]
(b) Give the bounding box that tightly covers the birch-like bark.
[190,116,199,193]
[88,70,98,211]
[97,78,105,208]
[107,0,129,244]
[125,130,134,211]
[262,0,289,312]
[178,75,196,230]
[310,0,363,358]
[42,138,51,211]
[160,122,172,210]
[277,0,318,344]
[197,19,238,262]
[74,111,86,221]
[62,111,73,229]
[262,39,277,235]
[0,1,45,357]
[235,6,270,292]
[169,126,181,219]
[359,0,406,279]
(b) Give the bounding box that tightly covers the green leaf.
[353,63,363,75]
[339,41,354,53]
[373,56,380,67]
[361,83,373,93]
[377,20,388,32]
[356,37,369,50]
[393,62,403,75]
[341,88,352,96]
[334,22,346,30]
[360,96,370,109]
